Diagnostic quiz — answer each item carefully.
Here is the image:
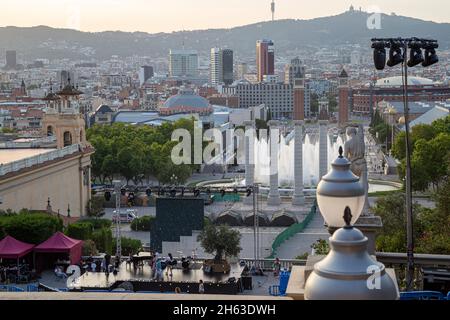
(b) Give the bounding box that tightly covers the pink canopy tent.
[0,236,34,259]
[34,232,83,265]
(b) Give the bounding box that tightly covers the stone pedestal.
[292,120,305,206]
[244,120,255,205]
[319,120,328,181]
[267,120,281,206]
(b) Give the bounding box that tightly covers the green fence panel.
[266,201,317,259]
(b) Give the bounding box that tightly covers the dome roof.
[96,104,113,113]
[163,89,210,109]
[369,76,434,87]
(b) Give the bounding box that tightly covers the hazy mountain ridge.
[1,10,449,60]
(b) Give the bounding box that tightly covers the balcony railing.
[0,144,81,176]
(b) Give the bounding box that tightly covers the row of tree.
[369,109,393,151]
[0,210,142,256]
[87,119,198,186]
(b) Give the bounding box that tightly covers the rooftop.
[0,148,55,165]
[370,76,435,87]
[163,89,210,109]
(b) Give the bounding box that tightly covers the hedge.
[130,216,154,231]
[66,222,94,240]
[0,212,63,244]
[79,218,112,230]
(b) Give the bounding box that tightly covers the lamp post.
[306,148,398,300]
[113,180,122,259]
[371,37,439,291]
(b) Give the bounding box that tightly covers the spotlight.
[407,42,424,67]
[386,42,404,67]
[372,41,386,70]
[422,43,439,67]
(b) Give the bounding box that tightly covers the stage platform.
[69,261,245,295]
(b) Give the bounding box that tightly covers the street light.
[371,37,439,291]
[307,151,398,300]
[316,147,365,228]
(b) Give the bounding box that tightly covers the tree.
[328,94,337,113]
[197,224,241,261]
[86,197,105,218]
[113,237,142,256]
[311,239,330,255]
[372,194,423,253]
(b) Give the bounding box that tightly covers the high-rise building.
[139,65,154,86]
[256,40,275,83]
[222,49,234,86]
[169,50,199,78]
[5,50,17,70]
[284,57,305,85]
[210,48,234,86]
[210,48,222,86]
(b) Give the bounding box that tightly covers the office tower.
[222,49,234,85]
[338,69,350,125]
[5,50,17,70]
[210,48,222,86]
[210,48,234,86]
[139,65,154,86]
[256,40,274,83]
[169,50,199,78]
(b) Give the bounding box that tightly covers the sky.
[1,0,449,33]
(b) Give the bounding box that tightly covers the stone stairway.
[274,210,329,259]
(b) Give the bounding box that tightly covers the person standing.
[273,257,281,277]
[104,254,111,275]
[155,258,163,281]
[198,280,205,294]
[166,253,174,277]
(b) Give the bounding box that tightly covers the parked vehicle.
[112,209,138,223]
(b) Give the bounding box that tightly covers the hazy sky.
[1,0,449,33]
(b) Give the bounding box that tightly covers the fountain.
[253,126,344,188]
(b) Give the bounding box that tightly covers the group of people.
[81,254,120,276]
[150,253,177,280]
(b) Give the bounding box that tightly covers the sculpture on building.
[344,124,370,215]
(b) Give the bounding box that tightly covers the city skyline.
[0,0,449,33]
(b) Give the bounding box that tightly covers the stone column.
[244,120,255,205]
[292,120,305,206]
[319,120,329,181]
[267,120,281,206]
